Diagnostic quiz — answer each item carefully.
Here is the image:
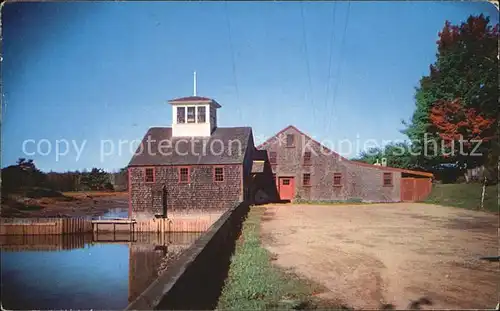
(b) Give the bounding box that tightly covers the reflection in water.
[0,232,202,310]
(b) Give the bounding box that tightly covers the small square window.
[333,173,342,187]
[282,179,290,185]
[145,168,155,183]
[303,173,311,186]
[214,167,224,182]
[286,134,295,147]
[197,106,206,123]
[179,167,190,183]
[383,172,393,186]
[177,107,185,124]
[269,151,277,164]
[187,107,196,123]
[303,151,312,166]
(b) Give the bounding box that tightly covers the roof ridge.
[256,124,346,160]
[217,126,252,128]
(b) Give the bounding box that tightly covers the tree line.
[354,14,498,184]
[1,158,128,194]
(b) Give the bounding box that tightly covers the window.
[269,151,277,164]
[214,167,224,182]
[282,179,290,185]
[383,172,393,186]
[177,107,185,123]
[303,173,311,186]
[303,151,312,166]
[145,167,155,183]
[197,106,206,123]
[286,134,295,147]
[179,167,190,183]
[187,107,196,123]
[333,173,342,187]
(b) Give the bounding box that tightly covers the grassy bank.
[62,191,127,199]
[217,206,343,310]
[424,183,498,213]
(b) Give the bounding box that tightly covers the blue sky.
[2,1,498,172]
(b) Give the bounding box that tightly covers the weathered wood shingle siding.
[259,126,402,202]
[343,162,401,202]
[129,165,242,218]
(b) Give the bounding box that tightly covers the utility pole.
[193,71,197,96]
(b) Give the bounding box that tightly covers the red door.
[401,178,415,202]
[278,177,295,200]
[414,178,432,201]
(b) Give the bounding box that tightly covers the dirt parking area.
[260,203,498,310]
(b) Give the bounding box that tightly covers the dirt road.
[260,203,498,310]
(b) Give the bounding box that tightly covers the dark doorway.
[162,185,168,218]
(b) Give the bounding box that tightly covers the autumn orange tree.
[429,99,495,169]
[403,14,498,178]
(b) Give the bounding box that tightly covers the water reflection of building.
[127,232,202,304]
[0,234,92,251]
[0,231,202,308]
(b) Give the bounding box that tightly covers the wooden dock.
[92,219,136,233]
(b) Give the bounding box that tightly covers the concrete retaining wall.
[125,201,250,310]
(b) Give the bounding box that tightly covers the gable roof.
[257,125,433,178]
[256,125,348,160]
[128,127,252,167]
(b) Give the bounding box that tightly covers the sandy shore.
[1,192,129,218]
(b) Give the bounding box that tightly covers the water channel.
[0,231,202,310]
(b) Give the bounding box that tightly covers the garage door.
[401,178,415,202]
[401,177,432,202]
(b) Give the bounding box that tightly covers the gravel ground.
[260,203,498,310]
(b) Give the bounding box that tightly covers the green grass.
[217,206,345,311]
[424,183,498,213]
